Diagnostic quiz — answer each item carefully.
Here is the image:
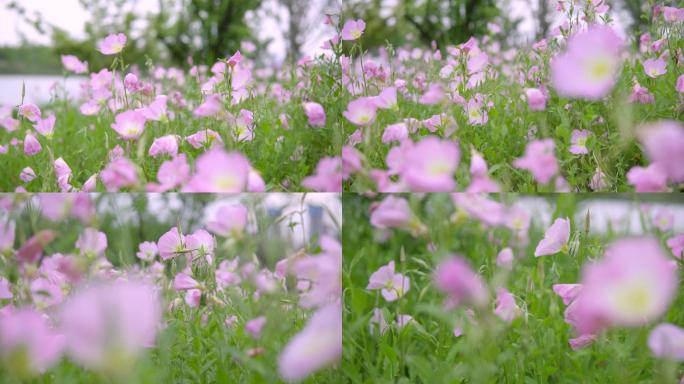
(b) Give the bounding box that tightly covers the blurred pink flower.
[157,227,185,260]
[551,25,623,100]
[18,103,41,122]
[148,135,179,158]
[59,280,161,371]
[0,277,12,299]
[100,157,139,192]
[185,289,201,308]
[648,323,684,360]
[186,129,223,149]
[136,241,158,262]
[341,19,366,41]
[525,88,546,111]
[666,234,684,259]
[419,84,445,105]
[124,73,140,92]
[569,129,590,155]
[302,157,342,192]
[373,86,397,109]
[16,230,57,265]
[382,122,408,143]
[24,132,41,156]
[278,304,341,382]
[303,102,326,127]
[553,284,583,306]
[173,272,199,291]
[19,167,36,183]
[494,288,521,323]
[643,58,667,78]
[207,204,248,236]
[185,147,250,192]
[193,94,222,117]
[654,210,674,231]
[75,228,107,257]
[111,110,146,140]
[579,237,678,328]
[138,95,167,121]
[626,164,668,192]
[628,82,655,104]
[61,55,88,74]
[535,217,571,256]
[367,261,409,302]
[513,139,558,184]
[496,248,514,270]
[154,154,190,191]
[677,75,684,94]
[245,316,267,339]
[54,158,73,191]
[399,137,459,191]
[370,196,412,229]
[35,115,56,138]
[341,145,362,178]
[637,120,684,183]
[465,99,488,125]
[0,308,63,375]
[343,97,377,126]
[97,33,127,55]
[433,255,488,308]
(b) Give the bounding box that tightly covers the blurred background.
[0,0,340,104]
[2,193,341,269]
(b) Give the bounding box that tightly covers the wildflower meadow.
[343,193,684,383]
[340,3,684,192]
[0,193,341,383]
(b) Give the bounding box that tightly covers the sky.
[0,0,335,63]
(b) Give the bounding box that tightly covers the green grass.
[342,193,684,383]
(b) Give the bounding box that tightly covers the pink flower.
[399,137,459,192]
[382,122,408,143]
[637,120,684,183]
[626,164,668,192]
[136,241,158,261]
[185,129,224,149]
[496,248,514,270]
[433,255,489,308]
[419,84,445,105]
[525,88,546,111]
[157,227,185,260]
[185,229,215,257]
[193,94,222,117]
[373,86,397,109]
[35,114,56,137]
[61,55,88,74]
[54,158,72,191]
[148,135,179,158]
[465,99,488,125]
[535,217,571,256]
[341,145,362,178]
[111,110,146,140]
[569,334,598,350]
[643,58,667,78]
[138,95,168,121]
[370,196,413,229]
[154,154,190,191]
[551,25,623,100]
[341,19,366,41]
[552,284,583,306]
[653,210,674,232]
[97,33,127,55]
[569,129,591,155]
[173,272,199,291]
[207,204,248,236]
[366,261,410,302]
[245,316,267,339]
[24,132,42,156]
[0,308,63,374]
[494,288,521,323]
[628,82,655,104]
[278,304,341,382]
[185,289,201,308]
[677,75,684,94]
[303,102,326,127]
[100,157,139,191]
[343,97,377,126]
[124,73,140,92]
[579,237,678,328]
[648,323,684,360]
[302,157,342,192]
[666,234,684,259]
[513,139,559,184]
[20,167,36,183]
[59,280,161,371]
[18,103,41,122]
[75,228,107,257]
[185,147,250,192]
[662,6,684,22]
